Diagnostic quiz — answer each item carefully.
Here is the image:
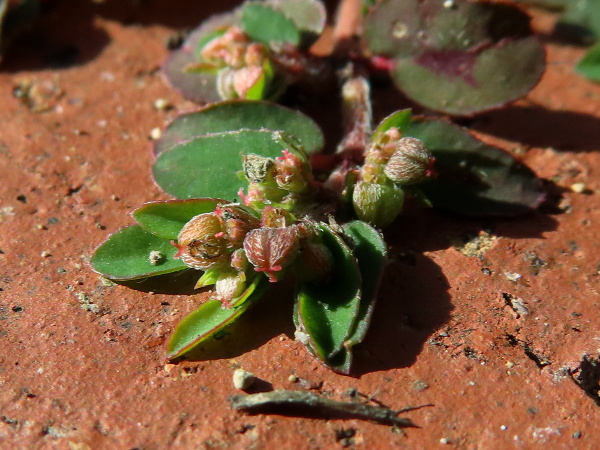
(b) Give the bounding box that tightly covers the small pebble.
[41,251,51,258]
[500,425,508,431]
[288,374,299,383]
[439,437,451,444]
[150,127,162,140]
[232,368,255,390]
[571,183,586,193]
[153,98,171,111]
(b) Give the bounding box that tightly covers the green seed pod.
[383,137,433,185]
[352,181,405,228]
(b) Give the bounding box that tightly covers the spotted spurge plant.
[92,0,546,373]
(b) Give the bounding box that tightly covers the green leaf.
[363,0,545,115]
[132,198,227,240]
[295,224,362,366]
[372,109,412,139]
[268,0,326,47]
[154,129,303,200]
[242,3,300,46]
[576,42,600,82]
[319,221,387,374]
[342,221,386,347]
[404,119,546,216]
[91,226,187,280]
[166,275,267,360]
[154,100,324,156]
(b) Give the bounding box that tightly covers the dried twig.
[230,390,430,427]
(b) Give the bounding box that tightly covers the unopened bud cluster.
[353,128,434,228]
[190,26,275,100]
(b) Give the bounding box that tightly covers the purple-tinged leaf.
[363,0,545,115]
[404,118,546,216]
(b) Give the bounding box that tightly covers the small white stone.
[232,368,255,390]
[150,127,162,140]
[439,437,451,444]
[500,425,508,431]
[571,182,586,193]
[153,98,170,111]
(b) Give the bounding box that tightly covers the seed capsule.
[172,213,228,270]
[243,226,300,282]
[215,203,260,245]
[352,181,405,228]
[383,137,434,185]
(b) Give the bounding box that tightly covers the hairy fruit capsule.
[172,213,228,270]
[383,137,434,185]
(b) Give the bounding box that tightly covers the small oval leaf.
[132,198,227,240]
[404,119,546,216]
[295,224,362,364]
[154,100,324,156]
[268,0,326,47]
[91,226,187,280]
[576,42,600,82]
[153,129,298,200]
[166,275,267,360]
[242,2,300,46]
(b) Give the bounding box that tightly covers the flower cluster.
[187,26,275,100]
[352,129,434,228]
[171,143,331,306]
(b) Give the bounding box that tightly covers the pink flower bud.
[243,226,300,282]
[214,203,260,245]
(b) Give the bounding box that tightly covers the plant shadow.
[0,0,243,72]
[466,105,600,152]
[353,252,452,375]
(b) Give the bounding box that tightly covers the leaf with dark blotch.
[242,2,300,46]
[153,100,324,156]
[132,198,227,240]
[267,0,326,48]
[404,119,546,216]
[153,129,295,201]
[162,13,238,103]
[91,226,187,280]
[363,0,545,115]
[166,275,267,360]
[295,223,362,371]
[576,42,600,82]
